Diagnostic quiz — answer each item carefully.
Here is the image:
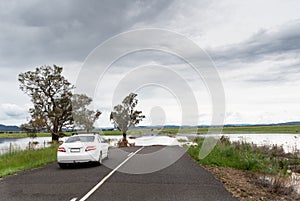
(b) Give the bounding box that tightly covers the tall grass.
[0,145,58,177]
[188,136,300,174]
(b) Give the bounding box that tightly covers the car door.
[97,135,109,157]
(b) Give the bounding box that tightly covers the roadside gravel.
[204,165,300,201]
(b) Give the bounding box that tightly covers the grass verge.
[188,137,300,199]
[0,145,58,178]
[187,136,300,174]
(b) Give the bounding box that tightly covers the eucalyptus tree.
[110,93,145,142]
[19,65,99,141]
[72,94,102,132]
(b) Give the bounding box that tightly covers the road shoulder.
[203,165,299,201]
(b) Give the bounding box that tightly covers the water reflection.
[0,137,52,155]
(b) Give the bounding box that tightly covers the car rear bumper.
[57,153,97,163]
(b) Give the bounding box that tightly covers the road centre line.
[127,152,134,157]
[77,146,144,201]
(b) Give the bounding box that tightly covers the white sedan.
[57,134,109,168]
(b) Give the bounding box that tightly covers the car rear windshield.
[65,136,95,143]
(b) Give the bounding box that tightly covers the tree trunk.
[52,133,59,142]
[52,119,59,142]
[122,132,127,141]
[117,132,128,147]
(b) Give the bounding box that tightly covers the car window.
[100,137,107,143]
[65,136,95,143]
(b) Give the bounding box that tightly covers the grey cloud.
[223,63,300,85]
[211,19,300,62]
[245,74,289,84]
[0,0,173,68]
[209,20,300,85]
[0,103,26,119]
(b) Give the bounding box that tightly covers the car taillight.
[85,146,96,151]
[58,147,66,152]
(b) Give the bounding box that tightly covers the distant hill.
[223,122,300,127]
[0,124,21,131]
[278,121,300,125]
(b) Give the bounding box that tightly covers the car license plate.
[71,148,80,152]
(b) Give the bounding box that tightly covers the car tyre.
[98,152,102,165]
[58,163,68,169]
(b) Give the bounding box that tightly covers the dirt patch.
[203,165,300,201]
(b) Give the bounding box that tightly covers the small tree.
[72,94,102,132]
[110,93,145,145]
[20,120,40,139]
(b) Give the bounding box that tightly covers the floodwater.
[0,137,51,155]
[197,133,300,153]
[103,133,300,153]
[0,133,299,155]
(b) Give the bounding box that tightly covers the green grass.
[1,125,299,139]
[0,145,58,178]
[220,125,300,134]
[0,132,52,138]
[188,138,264,171]
[187,137,300,174]
[159,125,300,134]
[0,129,156,138]
[159,127,197,134]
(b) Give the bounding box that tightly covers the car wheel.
[98,152,102,165]
[58,163,68,169]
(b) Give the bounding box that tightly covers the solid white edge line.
[127,152,134,157]
[78,146,144,201]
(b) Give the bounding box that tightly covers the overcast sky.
[0,0,300,127]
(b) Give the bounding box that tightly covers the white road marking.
[70,198,77,201]
[127,152,134,157]
[78,147,144,201]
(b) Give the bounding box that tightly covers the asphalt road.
[0,146,237,201]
